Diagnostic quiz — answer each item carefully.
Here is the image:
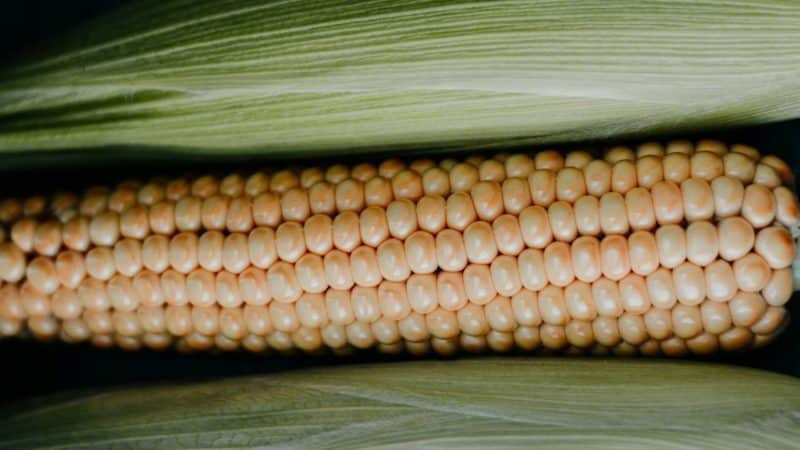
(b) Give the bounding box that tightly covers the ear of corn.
[1,358,799,449]
[0,141,796,356]
[1,1,800,161]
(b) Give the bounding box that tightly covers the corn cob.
[0,140,796,357]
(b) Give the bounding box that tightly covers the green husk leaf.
[1,358,799,449]
[1,0,800,159]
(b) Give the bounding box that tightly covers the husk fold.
[1,358,799,450]
[1,0,800,159]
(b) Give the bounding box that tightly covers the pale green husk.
[1,0,800,159]
[1,358,799,449]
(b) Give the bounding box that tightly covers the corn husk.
[1,358,798,449]
[1,0,800,161]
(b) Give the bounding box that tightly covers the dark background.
[0,0,798,405]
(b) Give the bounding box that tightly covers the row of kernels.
[141,200,786,280]
[609,140,793,183]
[245,169,797,231]
[618,178,786,231]
[228,300,785,354]
[0,144,670,223]
[8,288,782,351]
[4,296,785,355]
[15,322,777,356]
[150,229,780,302]
[275,146,775,202]
[156,177,780,252]
[0,178,174,224]
[0,268,268,317]
[10,171,798,256]
[232,203,781,280]
[4,250,789,338]
[654,221,795,270]
[0,166,396,225]
[53,324,779,356]
[151,294,778,343]
[4,211,793,303]
[0,141,789,229]
[262,225,781,301]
